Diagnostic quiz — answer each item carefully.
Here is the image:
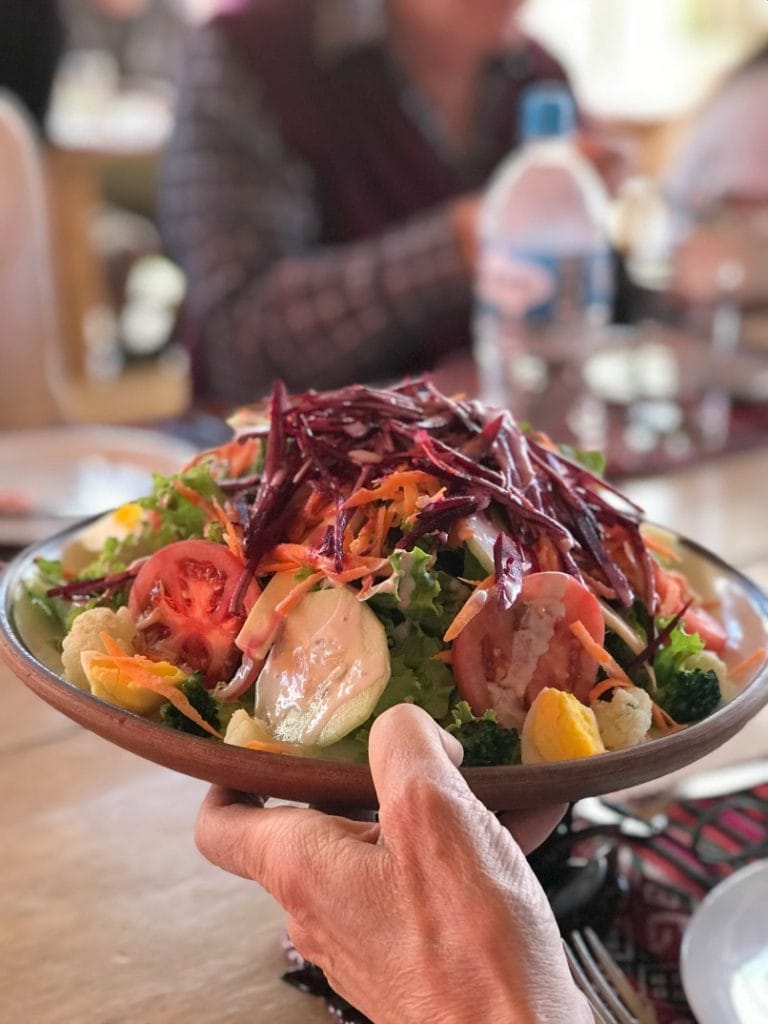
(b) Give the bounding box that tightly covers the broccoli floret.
[160,674,221,737]
[655,668,721,724]
[445,702,521,767]
[653,619,722,724]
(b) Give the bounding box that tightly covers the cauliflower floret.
[591,686,652,751]
[61,606,136,690]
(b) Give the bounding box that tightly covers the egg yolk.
[112,502,144,531]
[527,688,605,762]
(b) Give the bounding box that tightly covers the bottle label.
[475,246,614,324]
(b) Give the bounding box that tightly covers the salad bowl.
[2,521,767,811]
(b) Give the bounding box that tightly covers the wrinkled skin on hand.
[196,704,592,1024]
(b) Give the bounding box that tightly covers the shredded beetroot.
[49,379,653,613]
[625,600,692,676]
[46,566,140,601]
[493,533,524,610]
[228,379,651,608]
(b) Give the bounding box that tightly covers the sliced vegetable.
[452,572,605,729]
[81,644,186,716]
[253,587,391,747]
[127,539,257,687]
[521,688,605,764]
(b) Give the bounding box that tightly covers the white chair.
[0,91,67,428]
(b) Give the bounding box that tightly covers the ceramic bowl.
[2,523,767,810]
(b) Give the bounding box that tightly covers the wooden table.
[2,448,768,1023]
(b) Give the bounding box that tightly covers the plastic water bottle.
[473,83,614,445]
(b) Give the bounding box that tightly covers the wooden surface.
[2,448,768,1023]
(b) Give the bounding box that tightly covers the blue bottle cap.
[520,82,576,141]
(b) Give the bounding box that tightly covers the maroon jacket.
[215,0,570,247]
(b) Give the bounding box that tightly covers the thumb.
[368,704,468,824]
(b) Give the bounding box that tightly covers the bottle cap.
[520,82,576,141]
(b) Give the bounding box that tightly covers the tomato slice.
[681,606,727,653]
[654,562,727,652]
[127,540,255,687]
[452,572,604,730]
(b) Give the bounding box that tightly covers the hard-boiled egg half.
[81,650,186,715]
[521,687,606,764]
[61,502,145,574]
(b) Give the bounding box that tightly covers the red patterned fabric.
[604,784,768,1023]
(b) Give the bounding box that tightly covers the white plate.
[681,859,768,1024]
[0,425,198,546]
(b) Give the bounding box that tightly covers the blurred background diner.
[0,0,766,451]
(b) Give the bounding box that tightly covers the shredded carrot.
[588,677,636,703]
[98,635,221,737]
[430,650,454,665]
[263,542,315,565]
[371,505,395,557]
[535,536,561,573]
[258,542,390,588]
[641,530,683,564]
[401,480,419,519]
[581,572,616,600]
[304,490,331,519]
[171,481,243,561]
[443,575,495,643]
[224,437,261,477]
[245,739,299,754]
[343,470,440,510]
[569,620,632,683]
[173,479,210,509]
[257,560,302,575]
[348,518,374,556]
[181,437,261,478]
[331,563,384,584]
[274,571,324,616]
[212,496,244,561]
[729,647,767,680]
[651,703,685,735]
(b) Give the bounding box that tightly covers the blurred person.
[665,44,768,312]
[196,703,592,1023]
[0,0,64,133]
[158,0,578,404]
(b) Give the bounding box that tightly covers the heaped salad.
[19,381,758,767]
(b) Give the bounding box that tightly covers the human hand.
[196,704,592,1024]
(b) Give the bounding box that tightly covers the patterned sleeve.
[158,24,471,404]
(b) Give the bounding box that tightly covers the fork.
[564,927,658,1024]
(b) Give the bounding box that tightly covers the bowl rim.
[2,521,768,810]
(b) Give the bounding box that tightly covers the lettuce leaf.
[371,618,456,721]
[654,619,705,688]
[368,546,470,637]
